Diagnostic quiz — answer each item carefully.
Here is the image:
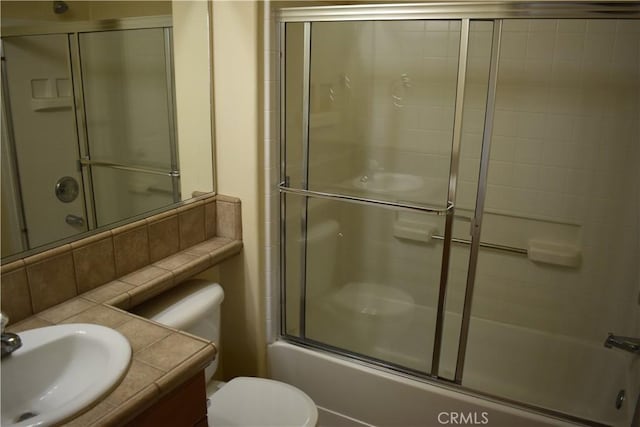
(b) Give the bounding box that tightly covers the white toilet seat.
[207,377,318,427]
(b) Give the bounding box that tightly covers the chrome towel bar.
[278,182,453,215]
[79,158,180,177]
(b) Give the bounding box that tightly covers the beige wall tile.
[184,237,232,257]
[6,316,52,333]
[211,241,243,264]
[26,252,77,313]
[70,230,112,249]
[63,305,131,329]
[204,200,217,238]
[105,360,163,406]
[113,226,150,277]
[128,276,176,308]
[120,266,173,287]
[106,293,132,310]
[145,208,177,223]
[37,297,95,323]
[23,244,71,265]
[136,333,207,372]
[172,254,211,284]
[153,252,200,271]
[155,347,214,393]
[82,280,134,304]
[0,267,32,323]
[110,218,148,235]
[178,203,206,250]
[147,215,180,262]
[216,200,242,240]
[215,194,241,203]
[73,237,116,293]
[1,259,24,274]
[116,318,172,353]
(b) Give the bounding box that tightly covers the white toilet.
[133,279,318,427]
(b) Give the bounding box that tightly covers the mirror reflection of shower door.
[79,28,179,227]
[282,20,465,375]
[2,34,89,248]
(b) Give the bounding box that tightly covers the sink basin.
[1,323,131,427]
[352,172,423,193]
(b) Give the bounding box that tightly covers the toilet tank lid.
[132,279,224,329]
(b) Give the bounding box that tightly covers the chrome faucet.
[604,333,640,355]
[1,312,22,358]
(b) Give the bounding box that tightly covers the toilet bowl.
[133,279,318,427]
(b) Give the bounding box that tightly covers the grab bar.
[278,182,453,215]
[604,333,640,354]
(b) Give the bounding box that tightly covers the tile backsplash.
[1,194,242,324]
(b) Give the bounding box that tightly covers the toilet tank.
[132,279,224,375]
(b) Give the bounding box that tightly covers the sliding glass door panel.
[463,19,639,426]
[282,19,466,376]
[79,28,176,171]
[2,34,89,249]
[284,194,446,373]
[287,21,463,210]
[280,7,639,426]
[91,166,175,227]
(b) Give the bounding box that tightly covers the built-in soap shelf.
[392,216,438,243]
[30,77,73,111]
[31,97,73,112]
[527,240,581,268]
[392,209,582,268]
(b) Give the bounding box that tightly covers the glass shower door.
[279,6,639,426]
[79,28,179,227]
[459,19,639,426]
[282,19,466,375]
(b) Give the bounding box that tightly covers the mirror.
[1,1,214,260]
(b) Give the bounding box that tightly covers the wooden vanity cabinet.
[125,371,208,427]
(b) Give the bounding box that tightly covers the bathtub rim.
[275,336,612,427]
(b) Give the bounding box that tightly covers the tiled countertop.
[7,236,242,426]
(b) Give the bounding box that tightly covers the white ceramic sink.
[352,172,423,193]
[1,323,131,427]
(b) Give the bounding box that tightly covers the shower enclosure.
[1,18,179,255]
[277,3,639,426]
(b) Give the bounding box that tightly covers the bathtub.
[269,300,636,426]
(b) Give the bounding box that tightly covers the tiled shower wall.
[463,19,639,343]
